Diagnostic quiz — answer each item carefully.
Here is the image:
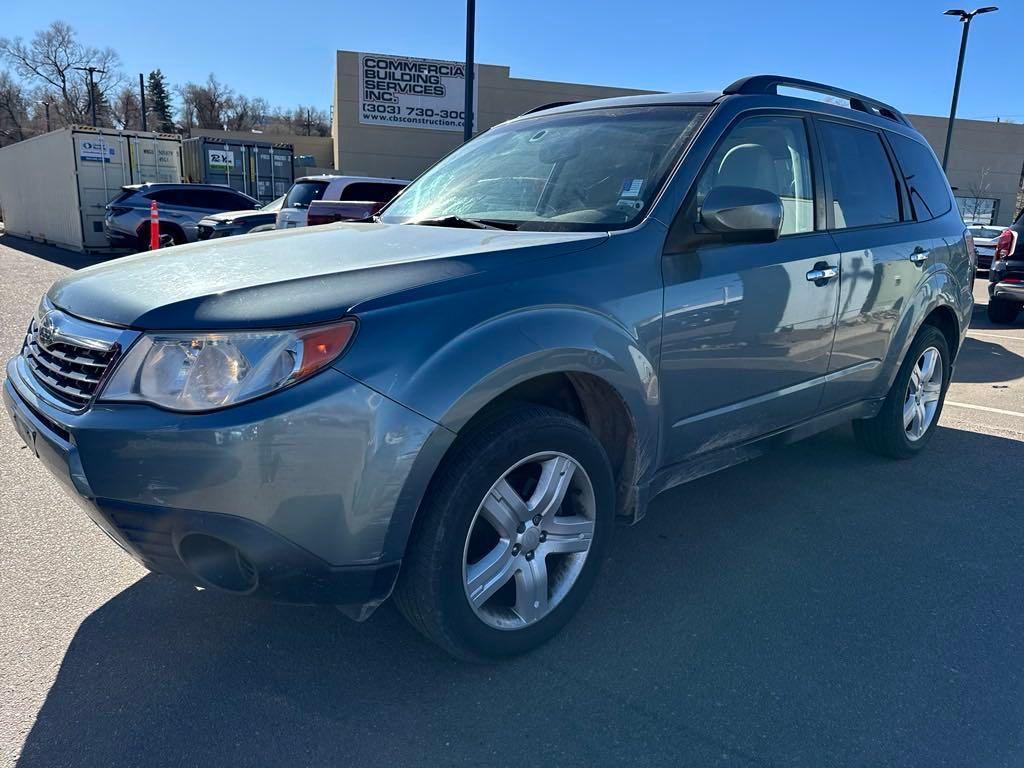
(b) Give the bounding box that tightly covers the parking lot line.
[946,400,1024,419]
[966,331,1024,343]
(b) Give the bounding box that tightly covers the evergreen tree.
[146,69,174,132]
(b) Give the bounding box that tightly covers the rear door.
[816,119,939,409]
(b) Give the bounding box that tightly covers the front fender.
[358,307,662,561]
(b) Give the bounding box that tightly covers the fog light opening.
[178,534,259,594]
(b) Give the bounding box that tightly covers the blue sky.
[3,0,1017,121]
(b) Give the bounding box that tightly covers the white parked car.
[968,224,1005,270]
[275,175,408,229]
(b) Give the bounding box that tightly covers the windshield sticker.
[620,178,644,197]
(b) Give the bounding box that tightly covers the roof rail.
[520,101,578,116]
[723,75,911,126]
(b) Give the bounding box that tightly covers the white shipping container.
[0,126,181,253]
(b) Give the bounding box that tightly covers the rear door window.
[284,181,329,209]
[818,121,903,229]
[340,182,405,203]
[887,132,953,221]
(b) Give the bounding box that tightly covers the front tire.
[394,405,615,662]
[853,325,950,459]
[987,299,1021,325]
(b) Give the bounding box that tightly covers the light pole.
[73,65,107,127]
[463,0,476,143]
[941,6,997,171]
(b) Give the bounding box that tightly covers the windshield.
[969,226,1002,239]
[284,181,328,209]
[381,105,709,232]
[262,195,286,212]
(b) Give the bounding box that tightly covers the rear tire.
[987,299,1021,325]
[393,405,615,662]
[853,325,950,459]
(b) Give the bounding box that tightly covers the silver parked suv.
[6,76,973,660]
[104,183,261,250]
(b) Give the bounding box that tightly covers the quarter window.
[887,132,952,221]
[695,115,815,236]
[818,122,902,229]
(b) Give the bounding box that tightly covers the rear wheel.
[853,325,950,459]
[137,224,184,251]
[394,405,614,661]
[987,299,1021,324]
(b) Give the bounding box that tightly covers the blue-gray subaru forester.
[4,76,974,660]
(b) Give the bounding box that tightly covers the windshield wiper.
[409,215,519,231]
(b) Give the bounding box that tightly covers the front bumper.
[4,356,441,609]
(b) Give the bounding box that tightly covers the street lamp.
[941,6,997,171]
[73,65,107,127]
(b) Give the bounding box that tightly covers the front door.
[659,113,840,465]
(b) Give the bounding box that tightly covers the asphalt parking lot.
[1,234,1023,768]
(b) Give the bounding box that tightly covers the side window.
[887,132,953,221]
[215,191,251,209]
[341,182,405,203]
[695,114,815,236]
[818,121,902,229]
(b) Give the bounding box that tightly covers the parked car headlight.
[101,321,356,411]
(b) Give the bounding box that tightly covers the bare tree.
[224,94,269,131]
[110,84,141,130]
[0,70,31,145]
[961,167,993,224]
[178,74,236,130]
[0,21,124,126]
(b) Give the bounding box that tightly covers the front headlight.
[100,321,356,412]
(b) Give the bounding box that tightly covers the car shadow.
[0,233,125,270]
[15,425,1024,767]
[952,336,1024,384]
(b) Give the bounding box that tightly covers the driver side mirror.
[699,186,783,243]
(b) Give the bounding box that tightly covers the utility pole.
[139,73,148,132]
[940,6,997,171]
[36,100,51,132]
[74,66,107,127]
[306,108,312,136]
[463,0,476,143]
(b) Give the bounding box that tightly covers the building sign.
[359,53,476,133]
[208,149,236,171]
[79,140,116,163]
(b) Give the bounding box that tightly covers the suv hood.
[48,223,607,330]
[202,209,271,224]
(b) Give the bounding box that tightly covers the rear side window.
[210,190,253,210]
[284,181,328,209]
[340,182,405,203]
[147,189,203,206]
[819,121,902,229]
[887,132,952,221]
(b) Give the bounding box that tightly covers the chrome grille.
[21,311,121,408]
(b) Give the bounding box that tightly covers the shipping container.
[0,126,182,253]
[182,137,294,204]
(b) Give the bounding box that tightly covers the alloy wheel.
[462,451,596,630]
[903,346,943,441]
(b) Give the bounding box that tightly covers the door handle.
[909,247,929,265]
[806,265,839,285]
